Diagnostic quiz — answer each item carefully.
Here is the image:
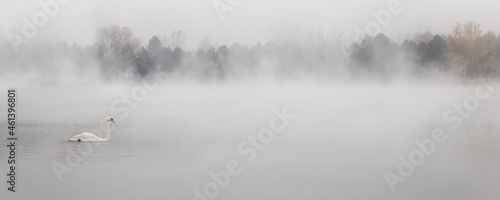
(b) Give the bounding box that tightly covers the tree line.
[1,21,499,81]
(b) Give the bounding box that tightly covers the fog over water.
[1,0,500,200]
[0,78,499,200]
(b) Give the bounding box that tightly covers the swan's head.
[106,116,115,123]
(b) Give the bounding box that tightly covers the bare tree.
[171,30,185,49]
[448,21,495,77]
[96,25,141,79]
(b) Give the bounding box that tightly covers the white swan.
[69,116,115,142]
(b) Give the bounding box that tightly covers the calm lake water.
[1,80,500,200]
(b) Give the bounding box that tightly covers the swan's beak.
[111,119,115,123]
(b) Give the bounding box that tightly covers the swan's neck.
[103,121,111,141]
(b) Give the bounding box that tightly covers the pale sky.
[1,0,499,50]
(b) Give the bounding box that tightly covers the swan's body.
[69,132,108,142]
[69,116,115,142]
